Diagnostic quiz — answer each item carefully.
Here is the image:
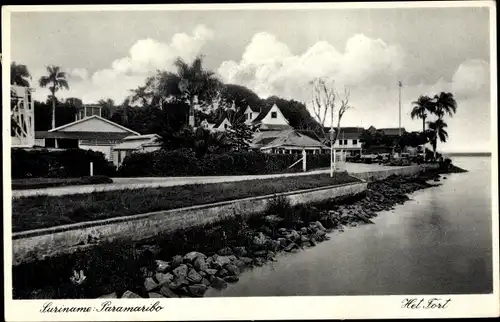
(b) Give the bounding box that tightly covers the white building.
[112,134,162,167]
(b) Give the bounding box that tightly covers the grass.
[12,172,359,232]
[12,176,113,190]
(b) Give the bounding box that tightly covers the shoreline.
[12,167,459,300]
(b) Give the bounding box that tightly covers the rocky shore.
[14,170,445,300]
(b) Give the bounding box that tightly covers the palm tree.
[427,119,449,159]
[174,55,221,127]
[38,65,69,129]
[11,62,31,87]
[433,92,457,119]
[411,95,434,133]
[429,92,457,159]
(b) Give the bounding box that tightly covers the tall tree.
[98,98,116,119]
[130,86,151,107]
[38,65,69,129]
[411,95,434,133]
[174,56,222,127]
[427,119,449,158]
[11,62,31,87]
[430,92,457,158]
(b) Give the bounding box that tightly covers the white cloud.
[451,59,489,98]
[32,25,214,104]
[217,32,405,100]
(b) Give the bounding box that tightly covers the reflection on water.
[206,157,493,296]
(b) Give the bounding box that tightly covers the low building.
[34,105,140,164]
[112,134,162,167]
[324,127,364,156]
[243,105,261,125]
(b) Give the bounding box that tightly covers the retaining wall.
[352,164,438,182]
[12,181,367,265]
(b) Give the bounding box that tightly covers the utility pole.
[398,81,402,136]
[330,97,335,177]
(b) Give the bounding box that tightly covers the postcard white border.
[2,1,499,321]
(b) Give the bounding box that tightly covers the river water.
[206,157,493,296]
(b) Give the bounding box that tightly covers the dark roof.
[35,131,131,140]
[248,105,260,113]
[323,127,364,139]
[251,105,272,124]
[378,128,406,136]
[254,137,278,146]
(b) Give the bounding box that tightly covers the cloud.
[217,32,405,100]
[451,59,489,99]
[32,25,214,104]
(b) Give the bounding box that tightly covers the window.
[224,124,228,129]
[353,139,358,145]
[85,106,92,117]
[344,140,348,145]
[338,140,343,145]
[271,112,277,118]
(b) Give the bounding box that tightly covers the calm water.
[206,157,493,296]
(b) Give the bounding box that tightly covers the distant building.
[243,105,261,124]
[250,104,326,153]
[368,125,406,136]
[324,127,364,156]
[34,105,141,164]
[112,134,162,167]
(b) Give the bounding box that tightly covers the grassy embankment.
[11,175,113,190]
[12,172,359,232]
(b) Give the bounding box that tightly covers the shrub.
[118,149,327,177]
[11,148,116,179]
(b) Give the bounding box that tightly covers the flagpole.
[398,81,402,136]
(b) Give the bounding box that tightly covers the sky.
[8,5,493,152]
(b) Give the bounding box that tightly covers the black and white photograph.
[2,2,498,320]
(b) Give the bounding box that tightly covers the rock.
[211,255,231,269]
[187,269,203,284]
[172,264,188,278]
[168,277,188,290]
[159,285,179,298]
[224,275,239,283]
[300,227,308,234]
[314,221,326,231]
[301,241,312,247]
[171,255,183,268]
[201,278,211,286]
[310,238,317,246]
[253,250,267,257]
[277,237,288,247]
[193,257,208,271]
[300,235,310,242]
[232,259,246,270]
[140,266,154,278]
[210,276,228,290]
[99,292,117,298]
[239,257,254,266]
[144,277,159,291]
[217,268,229,277]
[155,260,170,273]
[259,225,273,236]
[155,272,174,286]
[228,255,238,262]
[252,232,267,247]
[122,290,141,298]
[284,242,299,252]
[225,264,240,276]
[148,292,164,298]
[266,240,280,252]
[187,284,207,297]
[217,247,233,256]
[286,230,300,241]
[199,271,207,278]
[278,228,287,234]
[204,268,218,276]
[266,251,276,260]
[233,246,248,257]
[316,229,326,237]
[183,251,206,263]
[254,257,265,266]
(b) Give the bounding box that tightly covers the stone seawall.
[12,181,368,265]
[350,164,438,182]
